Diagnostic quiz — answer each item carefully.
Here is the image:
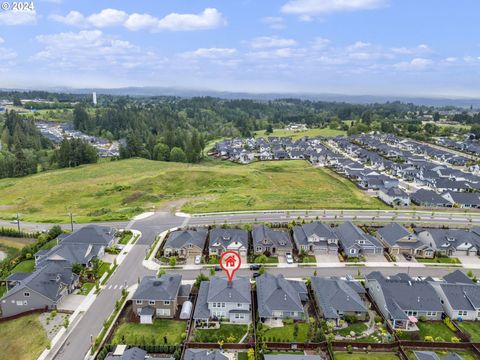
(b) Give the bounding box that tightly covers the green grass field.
[416,321,457,341]
[193,324,248,343]
[457,321,480,342]
[0,314,50,360]
[112,319,186,346]
[11,259,35,273]
[334,353,399,360]
[253,127,346,139]
[262,322,310,342]
[0,158,386,223]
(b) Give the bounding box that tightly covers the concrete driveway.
[365,254,389,263]
[315,253,340,264]
[457,255,480,267]
[396,253,417,264]
[57,294,85,312]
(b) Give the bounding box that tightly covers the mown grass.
[112,319,186,346]
[456,321,480,342]
[11,259,35,273]
[0,314,50,360]
[0,158,386,223]
[262,322,310,342]
[193,324,248,343]
[253,127,346,139]
[334,352,399,360]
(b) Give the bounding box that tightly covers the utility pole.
[69,212,74,232]
[16,213,20,232]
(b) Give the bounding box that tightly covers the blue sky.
[0,0,479,97]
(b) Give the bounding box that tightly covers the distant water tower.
[92,92,97,105]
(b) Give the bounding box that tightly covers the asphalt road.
[44,209,480,359]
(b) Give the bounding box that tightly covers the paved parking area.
[457,255,480,267]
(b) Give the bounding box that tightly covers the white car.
[286,253,294,264]
[194,255,201,265]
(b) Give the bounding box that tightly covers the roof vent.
[153,281,162,286]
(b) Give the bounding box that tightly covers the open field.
[0,314,50,360]
[0,158,386,223]
[253,127,346,139]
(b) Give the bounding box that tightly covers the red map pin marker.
[219,251,241,282]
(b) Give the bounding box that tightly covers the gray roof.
[132,274,183,301]
[5,272,31,282]
[411,189,452,206]
[209,228,248,250]
[37,242,103,267]
[256,273,307,318]
[2,260,77,302]
[184,349,228,360]
[292,222,337,247]
[311,277,367,320]
[417,228,480,249]
[105,347,147,360]
[444,191,480,206]
[377,223,421,248]
[193,276,251,320]
[443,270,474,285]
[414,352,464,360]
[366,272,443,320]
[164,229,207,250]
[440,283,480,311]
[335,222,383,251]
[252,225,293,250]
[61,225,115,246]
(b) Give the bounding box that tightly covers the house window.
[237,303,242,308]
[350,249,356,254]
[426,311,436,317]
[458,310,468,317]
[24,292,30,297]
[149,300,155,305]
[212,303,217,308]
[16,300,23,306]
[256,246,262,252]
[23,300,27,305]
[358,240,365,245]
[164,301,170,305]
[136,300,143,305]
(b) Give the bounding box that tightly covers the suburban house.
[365,272,443,330]
[310,276,368,325]
[334,222,383,258]
[132,274,191,324]
[256,273,308,322]
[35,225,116,267]
[416,228,480,256]
[411,189,453,207]
[430,270,480,321]
[105,346,167,360]
[441,192,480,208]
[378,186,411,206]
[252,225,293,256]
[184,349,228,360]
[193,276,251,324]
[0,260,78,318]
[377,223,434,258]
[208,228,248,257]
[163,229,208,258]
[292,222,338,254]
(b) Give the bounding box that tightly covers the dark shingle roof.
[132,274,182,301]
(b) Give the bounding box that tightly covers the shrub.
[451,337,461,343]
[424,336,434,342]
[418,315,427,322]
[374,315,382,323]
[444,317,457,332]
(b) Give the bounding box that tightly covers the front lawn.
[261,322,310,342]
[334,352,399,360]
[11,259,35,273]
[253,256,278,264]
[300,255,316,263]
[95,261,111,278]
[416,257,460,264]
[193,324,248,343]
[112,319,186,346]
[118,231,133,245]
[413,321,457,341]
[78,282,95,296]
[336,322,368,337]
[457,321,480,342]
[0,314,50,360]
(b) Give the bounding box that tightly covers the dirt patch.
[0,237,36,249]
[0,205,14,210]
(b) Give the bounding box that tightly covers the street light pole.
[16,212,20,232]
[69,212,73,232]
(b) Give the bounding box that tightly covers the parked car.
[250,264,260,271]
[403,253,412,261]
[286,253,294,264]
[194,255,201,265]
[214,265,222,271]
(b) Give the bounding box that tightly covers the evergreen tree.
[170,147,187,163]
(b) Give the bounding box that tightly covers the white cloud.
[49,11,87,27]
[249,36,298,49]
[247,48,303,60]
[281,0,387,15]
[33,30,162,70]
[182,47,237,59]
[261,16,285,30]
[87,9,128,28]
[0,10,37,25]
[0,47,16,61]
[394,57,432,71]
[124,13,159,31]
[0,37,4,44]
[311,37,330,50]
[156,8,226,31]
[51,7,226,32]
